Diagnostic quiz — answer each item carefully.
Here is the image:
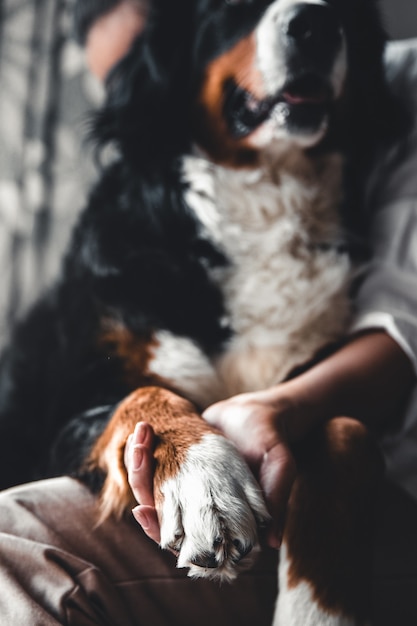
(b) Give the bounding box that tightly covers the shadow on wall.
[381,0,417,39]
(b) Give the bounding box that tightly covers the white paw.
[157,433,270,581]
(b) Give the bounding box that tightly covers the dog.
[0,0,399,623]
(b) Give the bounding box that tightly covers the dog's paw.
[155,432,270,581]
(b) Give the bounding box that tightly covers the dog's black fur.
[0,0,404,491]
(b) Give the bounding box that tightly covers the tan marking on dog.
[99,321,161,388]
[194,33,265,166]
[87,386,218,520]
[282,417,383,622]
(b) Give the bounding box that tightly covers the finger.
[133,421,155,449]
[128,444,155,507]
[203,400,242,436]
[124,422,154,468]
[132,505,161,543]
[127,426,156,508]
[259,443,297,548]
[202,401,225,428]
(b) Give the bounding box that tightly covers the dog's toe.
[190,551,218,569]
[157,433,268,581]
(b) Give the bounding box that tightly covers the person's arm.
[125,329,415,546]
[203,329,414,540]
[259,329,415,441]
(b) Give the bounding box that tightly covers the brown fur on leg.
[86,386,218,523]
[281,417,384,624]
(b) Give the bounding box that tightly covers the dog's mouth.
[224,74,333,140]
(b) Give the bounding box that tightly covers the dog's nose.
[283,3,342,55]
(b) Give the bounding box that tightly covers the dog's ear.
[93,0,194,167]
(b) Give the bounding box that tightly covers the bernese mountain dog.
[0,0,401,623]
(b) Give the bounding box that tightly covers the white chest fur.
[149,151,351,408]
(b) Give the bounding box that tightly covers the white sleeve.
[351,40,417,373]
[351,311,416,370]
[352,197,417,373]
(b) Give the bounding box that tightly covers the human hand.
[86,1,147,80]
[203,389,297,548]
[125,388,298,548]
[125,422,160,542]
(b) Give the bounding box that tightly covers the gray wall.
[381,0,417,39]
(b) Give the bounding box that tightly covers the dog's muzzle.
[282,2,343,76]
[225,0,346,144]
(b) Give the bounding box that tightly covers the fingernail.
[132,445,143,471]
[132,506,149,529]
[134,422,146,444]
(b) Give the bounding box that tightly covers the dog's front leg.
[273,417,383,626]
[87,386,270,581]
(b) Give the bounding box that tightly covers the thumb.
[132,505,161,543]
[202,400,229,426]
